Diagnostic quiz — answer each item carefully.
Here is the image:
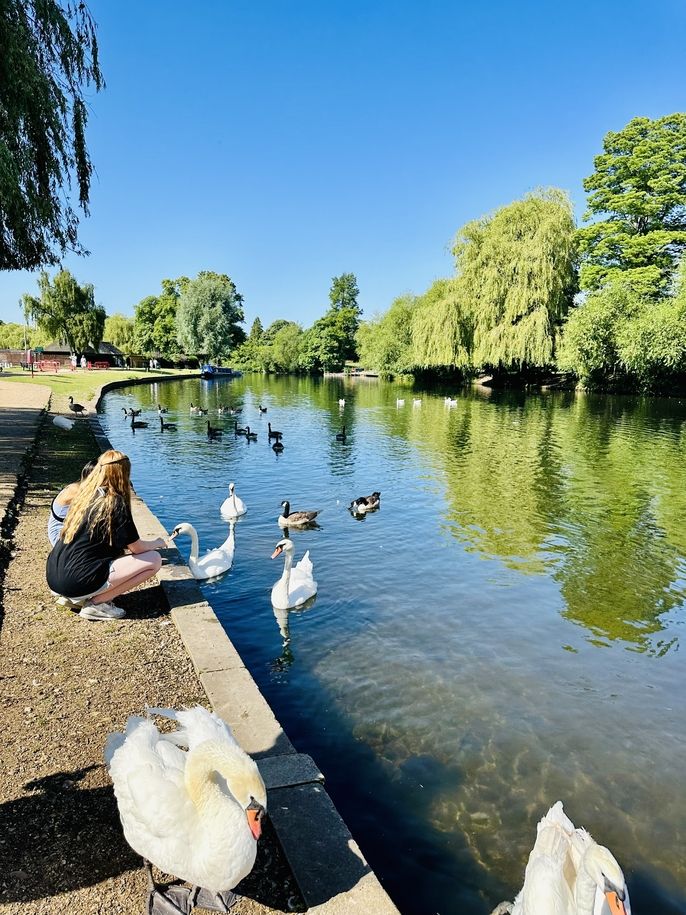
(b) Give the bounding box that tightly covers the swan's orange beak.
[271,546,283,559]
[605,891,627,915]
[246,806,264,840]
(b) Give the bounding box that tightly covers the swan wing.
[147,705,238,752]
[513,803,577,915]
[294,550,314,580]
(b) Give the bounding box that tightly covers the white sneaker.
[79,602,125,621]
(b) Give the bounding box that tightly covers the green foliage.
[268,322,304,372]
[299,274,363,372]
[249,317,264,341]
[176,271,245,360]
[133,278,190,357]
[103,314,134,352]
[410,280,473,370]
[23,269,105,352]
[617,297,686,383]
[454,188,577,371]
[356,294,417,375]
[329,272,360,311]
[0,322,47,350]
[0,0,103,270]
[577,114,686,296]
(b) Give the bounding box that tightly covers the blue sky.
[2,0,685,328]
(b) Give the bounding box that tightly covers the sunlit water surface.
[100,376,686,914]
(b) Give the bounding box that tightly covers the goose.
[490,802,630,915]
[234,421,248,436]
[272,440,285,453]
[244,426,257,440]
[278,500,319,528]
[207,420,223,440]
[217,405,230,414]
[335,426,346,442]
[220,482,246,519]
[190,402,208,415]
[270,539,317,610]
[159,417,177,432]
[157,404,168,414]
[170,521,235,579]
[105,706,266,915]
[338,398,345,406]
[267,422,282,441]
[258,405,267,414]
[228,407,242,416]
[131,416,149,429]
[396,398,405,407]
[349,491,381,513]
[68,396,86,416]
[121,406,142,418]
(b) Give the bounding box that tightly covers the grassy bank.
[2,367,192,405]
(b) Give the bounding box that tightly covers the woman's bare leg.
[92,551,161,604]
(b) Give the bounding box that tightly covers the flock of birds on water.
[91,393,634,914]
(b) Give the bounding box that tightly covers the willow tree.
[23,269,105,352]
[410,279,473,369]
[453,189,577,372]
[0,1,104,270]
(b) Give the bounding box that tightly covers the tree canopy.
[176,271,245,360]
[356,294,418,376]
[103,313,135,352]
[0,0,104,270]
[576,114,686,297]
[410,280,473,370]
[23,269,105,352]
[454,188,577,371]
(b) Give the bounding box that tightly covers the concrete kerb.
[86,411,399,914]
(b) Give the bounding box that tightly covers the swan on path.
[491,801,630,915]
[170,522,235,579]
[270,538,317,610]
[278,500,319,527]
[105,706,266,915]
[220,483,246,519]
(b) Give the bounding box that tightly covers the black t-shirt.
[46,495,139,597]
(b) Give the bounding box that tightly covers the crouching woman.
[46,449,166,621]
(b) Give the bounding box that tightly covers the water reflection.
[99,377,686,915]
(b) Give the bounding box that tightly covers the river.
[99,375,686,914]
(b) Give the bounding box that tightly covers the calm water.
[100,376,686,915]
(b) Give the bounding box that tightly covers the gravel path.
[0,416,301,915]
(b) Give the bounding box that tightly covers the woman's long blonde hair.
[61,450,132,545]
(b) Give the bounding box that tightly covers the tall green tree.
[103,313,134,351]
[329,272,360,311]
[23,270,105,352]
[357,294,418,375]
[577,114,686,297]
[176,271,245,360]
[410,280,473,370]
[249,317,264,341]
[0,0,104,270]
[454,188,577,371]
[132,277,187,356]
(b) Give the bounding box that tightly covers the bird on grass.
[105,706,266,915]
[68,396,86,416]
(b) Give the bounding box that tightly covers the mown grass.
[3,368,191,405]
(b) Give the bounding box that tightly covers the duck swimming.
[349,491,381,513]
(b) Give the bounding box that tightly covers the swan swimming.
[170,522,235,579]
[220,483,246,519]
[491,802,630,915]
[270,538,318,610]
[105,706,266,915]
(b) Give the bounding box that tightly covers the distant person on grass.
[47,459,98,546]
[46,450,166,621]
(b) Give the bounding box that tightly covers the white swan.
[412,399,422,407]
[170,522,234,579]
[491,802,630,915]
[338,398,345,406]
[220,482,246,519]
[396,398,405,406]
[105,706,266,914]
[270,539,317,610]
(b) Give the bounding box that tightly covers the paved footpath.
[0,381,51,529]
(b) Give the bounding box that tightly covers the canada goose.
[105,706,265,915]
[268,422,282,441]
[234,421,248,436]
[490,802,630,915]
[335,426,346,442]
[207,420,223,440]
[259,405,267,413]
[130,416,148,429]
[272,440,285,452]
[190,402,208,415]
[244,426,257,440]
[159,417,177,431]
[68,396,86,416]
[157,404,168,414]
[278,500,319,527]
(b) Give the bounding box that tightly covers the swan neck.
[574,856,599,915]
[281,550,293,587]
[188,526,200,562]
